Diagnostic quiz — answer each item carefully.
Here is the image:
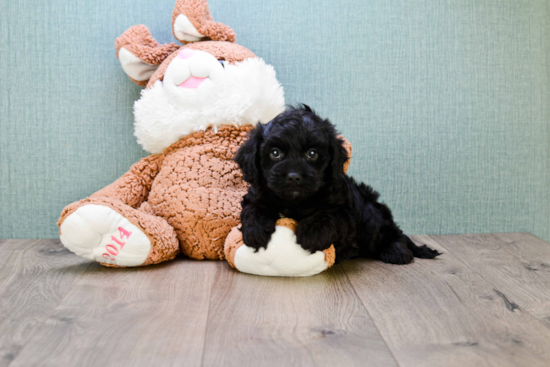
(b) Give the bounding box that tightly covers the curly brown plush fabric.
[323,246,336,269]
[58,197,179,267]
[115,25,181,66]
[114,2,253,88]
[59,0,351,275]
[148,125,252,259]
[171,0,236,43]
[276,218,298,231]
[58,127,351,268]
[342,138,352,174]
[115,25,181,87]
[146,41,256,88]
[224,224,244,268]
[90,154,163,209]
[58,124,252,266]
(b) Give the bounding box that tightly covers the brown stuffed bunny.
[58,0,351,276]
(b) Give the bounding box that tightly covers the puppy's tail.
[404,236,441,259]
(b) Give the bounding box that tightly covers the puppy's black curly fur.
[234,105,440,264]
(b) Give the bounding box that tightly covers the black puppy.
[234,105,440,264]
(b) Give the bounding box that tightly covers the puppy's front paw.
[296,222,333,253]
[241,222,276,251]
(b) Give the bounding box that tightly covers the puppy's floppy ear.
[234,124,264,185]
[326,131,350,205]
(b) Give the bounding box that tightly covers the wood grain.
[0,239,61,253]
[493,233,550,269]
[342,235,550,367]
[2,234,550,367]
[201,264,397,367]
[9,258,218,367]
[429,233,550,329]
[493,233,550,257]
[0,240,90,367]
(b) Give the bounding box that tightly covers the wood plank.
[342,235,550,367]
[0,240,90,367]
[0,249,11,269]
[9,258,218,367]
[202,264,398,367]
[493,232,550,264]
[429,233,550,329]
[0,239,62,252]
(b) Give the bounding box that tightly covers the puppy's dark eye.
[270,148,283,160]
[218,59,225,68]
[306,149,318,161]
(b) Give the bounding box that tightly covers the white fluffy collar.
[133,57,285,154]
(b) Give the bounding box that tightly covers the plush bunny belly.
[147,125,252,260]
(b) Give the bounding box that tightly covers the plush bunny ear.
[340,136,352,173]
[172,0,236,44]
[115,25,180,86]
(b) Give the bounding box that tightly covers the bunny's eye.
[218,60,225,68]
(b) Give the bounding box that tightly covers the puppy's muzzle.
[287,172,301,186]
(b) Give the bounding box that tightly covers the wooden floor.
[1,233,550,367]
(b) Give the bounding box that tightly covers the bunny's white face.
[163,49,225,101]
[133,49,285,154]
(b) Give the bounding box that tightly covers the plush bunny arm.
[90,155,163,209]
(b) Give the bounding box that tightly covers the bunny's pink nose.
[178,49,195,60]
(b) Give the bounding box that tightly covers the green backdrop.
[1,0,549,241]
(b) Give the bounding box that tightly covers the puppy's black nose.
[287,172,301,185]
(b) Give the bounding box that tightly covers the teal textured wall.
[1,0,549,240]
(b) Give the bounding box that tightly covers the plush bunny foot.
[59,199,179,267]
[60,204,152,266]
[225,219,335,277]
